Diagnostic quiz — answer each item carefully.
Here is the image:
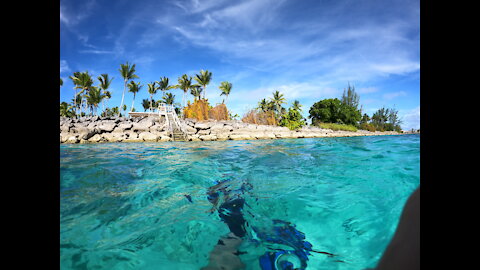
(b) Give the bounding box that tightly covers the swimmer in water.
[201,179,334,270]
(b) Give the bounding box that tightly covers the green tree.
[119,62,139,116]
[279,102,306,130]
[193,70,212,100]
[176,74,194,108]
[60,102,75,118]
[341,83,360,110]
[360,113,370,124]
[270,90,287,122]
[292,100,302,112]
[141,98,151,112]
[71,71,94,117]
[163,92,175,105]
[257,98,269,112]
[309,98,342,125]
[340,83,362,126]
[147,82,157,111]
[190,85,203,101]
[86,86,106,115]
[156,76,174,98]
[128,81,142,112]
[219,81,232,105]
[69,71,81,116]
[98,74,113,114]
[60,78,63,87]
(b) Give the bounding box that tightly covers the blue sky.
[60,0,420,130]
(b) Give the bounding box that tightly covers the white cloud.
[357,87,379,94]
[164,0,419,88]
[60,60,70,74]
[400,106,420,130]
[60,0,97,26]
[382,91,407,100]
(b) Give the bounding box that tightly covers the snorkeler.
[201,179,250,270]
[200,179,336,270]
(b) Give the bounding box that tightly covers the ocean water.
[60,135,420,270]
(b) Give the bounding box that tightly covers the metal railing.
[157,103,188,140]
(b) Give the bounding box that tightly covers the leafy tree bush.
[308,98,361,126]
[60,102,75,118]
[309,98,342,125]
[279,107,306,130]
[370,106,402,132]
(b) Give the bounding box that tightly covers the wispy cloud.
[59,0,97,27]
[400,106,420,130]
[60,60,70,73]
[160,0,419,86]
[383,91,407,100]
[60,0,419,117]
[79,50,116,54]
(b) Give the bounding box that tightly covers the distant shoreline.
[60,116,418,144]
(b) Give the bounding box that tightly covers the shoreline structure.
[60,116,417,144]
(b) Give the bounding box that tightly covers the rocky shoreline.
[60,116,408,144]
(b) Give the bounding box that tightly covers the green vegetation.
[242,91,305,130]
[309,84,361,126]
[118,62,139,116]
[60,62,402,132]
[308,84,402,132]
[219,81,232,105]
[317,123,358,132]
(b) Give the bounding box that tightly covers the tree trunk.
[150,95,153,112]
[73,89,78,118]
[131,94,136,112]
[119,80,127,116]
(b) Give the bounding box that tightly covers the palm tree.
[86,86,106,116]
[271,90,286,112]
[147,82,157,111]
[156,76,174,98]
[175,74,194,108]
[190,85,203,101]
[193,69,212,100]
[270,90,286,122]
[163,92,175,105]
[60,102,75,118]
[71,71,94,117]
[128,81,142,112]
[292,100,303,112]
[257,98,269,112]
[219,81,232,105]
[69,71,81,116]
[119,62,139,116]
[71,95,82,115]
[98,74,114,114]
[141,99,150,112]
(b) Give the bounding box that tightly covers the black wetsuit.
[207,183,248,238]
[218,198,247,237]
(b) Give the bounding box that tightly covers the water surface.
[60,135,420,270]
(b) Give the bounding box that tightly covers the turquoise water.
[60,135,420,270]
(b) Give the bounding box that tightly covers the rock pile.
[60,116,400,144]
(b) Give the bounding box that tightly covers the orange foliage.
[183,99,210,121]
[209,103,229,121]
[241,109,277,125]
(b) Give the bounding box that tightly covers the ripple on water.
[60,135,419,269]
